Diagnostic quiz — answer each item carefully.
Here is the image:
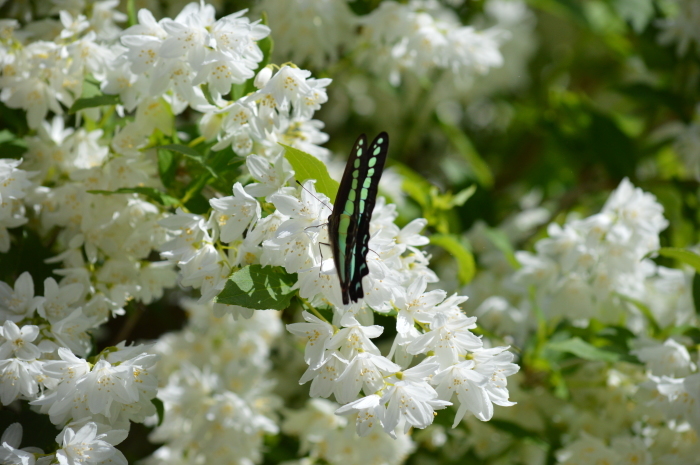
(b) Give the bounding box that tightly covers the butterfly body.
[328,132,389,305]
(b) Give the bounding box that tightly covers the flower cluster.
[274,183,519,436]
[0,0,518,460]
[514,178,669,323]
[0,9,121,129]
[208,64,331,161]
[145,301,282,465]
[355,1,505,86]
[258,0,354,69]
[0,159,33,253]
[282,398,415,465]
[117,3,270,111]
[0,422,127,465]
[257,0,508,87]
[463,179,700,464]
[159,63,332,311]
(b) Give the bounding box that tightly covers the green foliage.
[69,79,120,113]
[395,163,476,234]
[545,337,622,363]
[438,118,494,188]
[88,187,181,207]
[481,228,520,270]
[156,144,219,178]
[653,248,700,272]
[217,265,298,310]
[152,398,165,427]
[0,129,27,159]
[282,144,340,202]
[429,233,476,285]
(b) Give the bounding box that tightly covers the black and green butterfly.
[328,132,389,305]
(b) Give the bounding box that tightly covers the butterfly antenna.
[296,180,333,213]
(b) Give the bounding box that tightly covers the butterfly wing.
[328,134,368,305]
[347,132,389,304]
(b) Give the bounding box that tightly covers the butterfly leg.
[304,222,328,232]
[318,242,331,277]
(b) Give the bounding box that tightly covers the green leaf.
[200,83,217,106]
[588,112,637,178]
[693,273,700,315]
[449,185,477,208]
[393,163,432,208]
[69,94,120,113]
[429,234,476,285]
[653,248,700,273]
[282,144,339,203]
[257,12,274,69]
[217,265,297,310]
[615,293,661,335]
[488,419,548,448]
[437,119,494,188]
[88,187,180,207]
[546,337,621,363]
[0,129,27,159]
[151,398,164,426]
[481,227,520,269]
[69,80,120,113]
[156,144,218,178]
[157,148,176,188]
[616,84,686,118]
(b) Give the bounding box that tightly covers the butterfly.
[328,132,389,305]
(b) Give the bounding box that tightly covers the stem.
[300,297,331,325]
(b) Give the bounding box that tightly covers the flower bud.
[254,67,273,89]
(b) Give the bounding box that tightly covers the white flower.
[326,316,383,360]
[392,275,446,335]
[0,358,38,405]
[646,373,700,433]
[0,272,37,323]
[471,346,519,409]
[34,278,83,324]
[0,158,33,201]
[335,394,385,437]
[210,182,261,243]
[40,348,91,385]
[49,309,93,357]
[0,321,41,361]
[432,359,491,425]
[37,346,159,426]
[299,350,348,400]
[632,338,695,377]
[0,423,43,465]
[159,209,212,265]
[406,312,482,365]
[335,353,400,403]
[55,422,127,465]
[244,154,294,198]
[286,311,334,369]
[380,380,450,434]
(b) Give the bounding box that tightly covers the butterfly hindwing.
[329,132,389,305]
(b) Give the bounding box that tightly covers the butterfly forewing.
[329,132,389,305]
